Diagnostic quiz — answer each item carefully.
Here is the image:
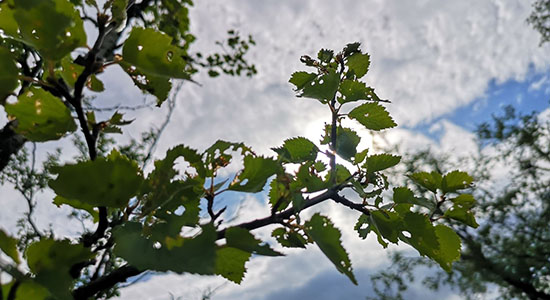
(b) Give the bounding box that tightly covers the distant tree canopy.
[528,0,550,45]
[0,1,476,299]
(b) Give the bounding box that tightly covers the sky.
[1,0,550,299]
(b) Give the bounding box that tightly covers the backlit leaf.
[272,137,319,163]
[53,196,99,222]
[392,187,435,211]
[272,227,308,248]
[0,229,19,264]
[305,213,357,285]
[229,156,281,193]
[119,60,172,106]
[371,210,403,244]
[365,153,401,173]
[0,47,19,102]
[339,79,381,103]
[290,70,339,102]
[441,170,473,193]
[26,239,92,299]
[409,171,443,193]
[113,222,217,274]
[215,247,251,283]
[13,0,86,60]
[122,27,190,79]
[5,87,77,141]
[346,52,370,78]
[49,150,143,208]
[348,103,396,131]
[433,225,461,272]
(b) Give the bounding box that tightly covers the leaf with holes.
[272,228,308,248]
[401,212,439,258]
[339,79,381,103]
[444,194,479,228]
[119,60,172,105]
[305,213,357,285]
[290,70,339,102]
[441,170,473,193]
[49,150,143,208]
[123,27,190,79]
[5,87,77,141]
[272,137,319,163]
[12,0,86,60]
[229,156,281,193]
[349,103,396,131]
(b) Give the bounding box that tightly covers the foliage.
[527,0,550,45]
[369,106,550,300]
[0,1,476,299]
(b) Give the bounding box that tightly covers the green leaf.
[0,46,19,102]
[0,229,19,264]
[0,4,19,37]
[348,103,397,131]
[225,227,283,256]
[433,225,461,272]
[290,70,339,102]
[365,153,401,173]
[215,247,251,283]
[87,75,105,92]
[296,161,328,193]
[268,175,292,212]
[122,27,190,79]
[289,71,317,90]
[110,0,128,31]
[26,239,93,299]
[317,48,334,63]
[229,156,281,193]
[401,212,439,257]
[272,137,319,163]
[7,281,51,300]
[57,55,83,88]
[272,227,307,248]
[49,150,143,208]
[353,148,369,165]
[370,210,403,244]
[346,52,370,78]
[53,196,99,222]
[119,60,172,106]
[441,170,473,193]
[444,194,479,228]
[343,42,361,58]
[409,171,443,193]
[305,213,357,285]
[392,187,435,211]
[322,125,361,161]
[339,79,381,103]
[13,0,86,60]
[450,194,475,209]
[5,87,77,141]
[113,222,217,274]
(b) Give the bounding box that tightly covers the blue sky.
[411,68,550,141]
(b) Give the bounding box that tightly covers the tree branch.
[72,265,141,300]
